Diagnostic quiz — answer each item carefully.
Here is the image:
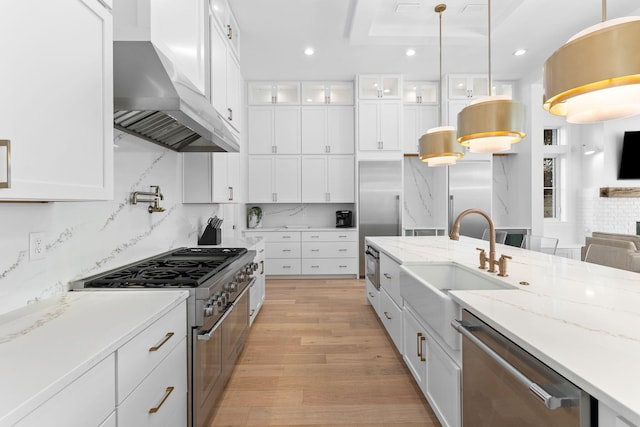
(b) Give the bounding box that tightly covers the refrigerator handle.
[448,195,454,233]
[396,195,401,236]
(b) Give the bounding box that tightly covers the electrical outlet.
[29,232,46,261]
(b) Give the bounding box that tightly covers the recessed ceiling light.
[513,49,527,56]
[304,47,314,56]
[405,49,416,57]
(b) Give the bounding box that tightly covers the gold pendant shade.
[419,127,463,166]
[457,97,525,153]
[543,17,640,124]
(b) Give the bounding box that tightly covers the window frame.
[542,128,568,222]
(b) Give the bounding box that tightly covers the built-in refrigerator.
[358,161,402,276]
[447,159,492,239]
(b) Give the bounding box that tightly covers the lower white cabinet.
[117,337,187,427]
[426,335,461,427]
[599,402,638,427]
[249,240,266,325]
[365,277,380,317]
[244,229,358,276]
[403,308,427,391]
[15,354,116,427]
[379,287,403,353]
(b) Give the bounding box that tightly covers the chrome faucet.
[450,208,499,273]
[131,185,165,213]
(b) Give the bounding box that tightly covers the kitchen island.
[366,235,640,426]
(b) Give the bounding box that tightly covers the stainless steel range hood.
[113,41,239,153]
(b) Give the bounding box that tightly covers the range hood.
[113,41,239,153]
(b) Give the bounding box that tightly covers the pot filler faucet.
[449,209,511,277]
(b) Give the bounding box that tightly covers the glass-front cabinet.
[301,81,353,105]
[358,75,401,99]
[248,82,300,104]
[449,75,489,99]
[403,81,438,104]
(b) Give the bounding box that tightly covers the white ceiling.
[231,0,640,82]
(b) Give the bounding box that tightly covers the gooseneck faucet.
[450,208,498,273]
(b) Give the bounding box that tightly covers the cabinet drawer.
[15,354,115,427]
[117,302,186,403]
[117,337,187,427]
[426,338,461,427]
[301,258,357,274]
[301,241,357,258]
[301,230,357,242]
[266,259,301,275]
[244,231,301,242]
[379,288,403,353]
[380,252,402,306]
[365,277,380,317]
[266,242,301,258]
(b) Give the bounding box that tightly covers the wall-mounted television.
[618,131,640,180]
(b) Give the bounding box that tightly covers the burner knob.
[204,303,214,317]
[215,292,227,307]
[251,262,259,271]
[225,281,238,293]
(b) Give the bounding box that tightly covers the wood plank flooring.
[209,278,441,426]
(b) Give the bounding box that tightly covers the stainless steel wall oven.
[365,245,380,290]
[73,247,257,427]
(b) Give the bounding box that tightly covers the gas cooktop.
[81,247,248,289]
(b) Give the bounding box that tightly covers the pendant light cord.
[487,0,492,94]
[602,0,607,22]
[438,8,443,126]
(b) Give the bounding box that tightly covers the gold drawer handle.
[383,311,392,320]
[149,332,174,352]
[383,273,391,279]
[250,309,256,316]
[419,335,427,362]
[149,386,174,414]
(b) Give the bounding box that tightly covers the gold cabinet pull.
[417,332,423,358]
[383,311,392,320]
[260,260,265,275]
[250,309,255,316]
[149,332,174,352]
[420,335,427,362]
[149,386,175,414]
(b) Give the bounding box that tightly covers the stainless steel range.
[72,247,257,427]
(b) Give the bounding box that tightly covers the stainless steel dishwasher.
[452,310,594,426]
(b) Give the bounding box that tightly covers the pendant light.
[543,1,640,124]
[418,4,464,167]
[456,0,525,153]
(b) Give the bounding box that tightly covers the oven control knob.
[236,272,247,282]
[250,262,258,271]
[225,281,238,293]
[216,292,227,307]
[204,304,214,317]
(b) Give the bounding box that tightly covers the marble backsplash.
[402,156,447,231]
[0,132,225,315]
[244,203,355,229]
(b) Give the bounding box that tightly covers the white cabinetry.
[302,81,353,105]
[248,107,301,154]
[300,230,358,275]
[599,402,638,427]
[301,107,354,154]
[358,75,401,99]
[358,101,402,151]
[210,0,241,59]
[0,0,113,201]
[448,75,489,99]
[380,288,403,352]
[301,156,354,203]
[149,0,207,95]
[249,240,266,325]
[365,277,380,317]
[247,156,300,203]
[182,153,240,203]
[380,252,402,306]
[403,308,428,392]
[425,337,461,427]
[248,82,300,105]
[210,11,242,132]
[15,354,116,427]
[403,105,438,154]
[403,81,438,104]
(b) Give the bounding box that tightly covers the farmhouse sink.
[400,262,516,350]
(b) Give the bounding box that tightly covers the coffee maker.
[336,210,353,228]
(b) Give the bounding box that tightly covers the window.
[542,128,565,220]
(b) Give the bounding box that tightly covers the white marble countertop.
[366,235,640,424]
[198,235,264,250]
[0,290,188,426]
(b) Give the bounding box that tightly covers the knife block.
[198,224,221,245]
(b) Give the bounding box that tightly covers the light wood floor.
[209,278,441,426]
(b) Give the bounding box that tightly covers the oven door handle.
[451,319,579,410]
[197,308,233,341]
[365,249,378,259]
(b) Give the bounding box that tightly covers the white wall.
[0,132,229,315]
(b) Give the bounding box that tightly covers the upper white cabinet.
[301,155,355,203]
[182,153,240,203]
[210,10,242,131]
[248,107,301,154]
[0,0,114,201]
[448,75,489,99]
[248,156,301,203]
[358,75,402,99]
[403,81,438,104]
[148,0,207,96]
[248,82,301,105]
[301,82,353,105]
[301,107,354,154]
[358,101,402,151]
[209,0,240,59]
[403,105,438,154]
